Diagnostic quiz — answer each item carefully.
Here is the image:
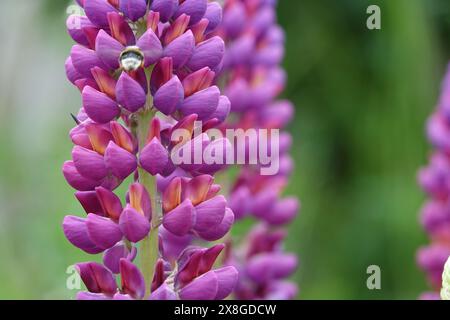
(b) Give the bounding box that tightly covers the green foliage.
[279,0,450,299]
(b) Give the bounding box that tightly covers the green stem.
[129,20,160,298]
[135,99,161,297]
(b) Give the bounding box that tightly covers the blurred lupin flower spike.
[217,0,299,299]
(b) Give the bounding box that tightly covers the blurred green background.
[0,0,449,299]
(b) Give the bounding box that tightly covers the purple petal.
[107,11,136,46]
[96,186,123,220]
[252,188,278,218]
[197,208,234,241]
[100,175,122,191]
[76,262,117,295]
[65,57,83,85]
[179,86,220,120]
[110,121,136,153]
[176,134,210,172]
[103,243,137,274]
[265,281,298,300]
[67,15,95,47]
[157,167,189,193]
[69,121,90,148]
[75,78,99,92]
[71,45,106,78]
[150,57,174,93]
[222,2,245,38]
[179,270,218,300]
[182,67,215,97]
[209,96,230,124]
[86,213,123,250]
[279,132,293,154]
[214,266,238,300]
[161,157,177,177]
[175,249,204,287]
[278,155,294,177]
[267,25,286,45]
[251,6,275,37]
[62,161,101,191]
[151,259,166,292]
[163,30,195,69]
[62,216,103,254]
[113,293,134,300]
[116,72,147,112]
[159,226,193,262]
[204,2,222,33]
[72,146,107,181]
[174,0,207,26]
[225,34,254,67]
[193,195,226,232]
[119,206,151,243]
[420,200,450,234]
[104,141,137,180]
[75,191,103,215]
[82,86,120,123]
[137,29,163,67]
[264,198,299,226]
[77,108,89,122]
[149,283,177,300]
[95,29,124,70]
[153,76,184,115]
[119,0,147,22]
[120,259,146,299]
[139,137,169,176]
[255,43,284,66]
[84,0,118,28]
[187,36,224,71]
[428,113,450,152]
[247,253,298,284]
[163,199,195,236]
[82,121,114,153]
[198,244,224,274]
[261,100,294,128]
[225,78,250,112]
[228,187,250,220]
[150,0,178,22]
[77,292,111,300]
[185,174,215,206]
[128,183,153,220]
[273,255,298,279]
[198,137,232,175]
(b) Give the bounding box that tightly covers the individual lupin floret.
[63,183,151,254]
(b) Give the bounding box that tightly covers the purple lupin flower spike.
[227,224,298,300]
[213,0,300,299]
[63,0,238,300]
[417,64,450,299]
